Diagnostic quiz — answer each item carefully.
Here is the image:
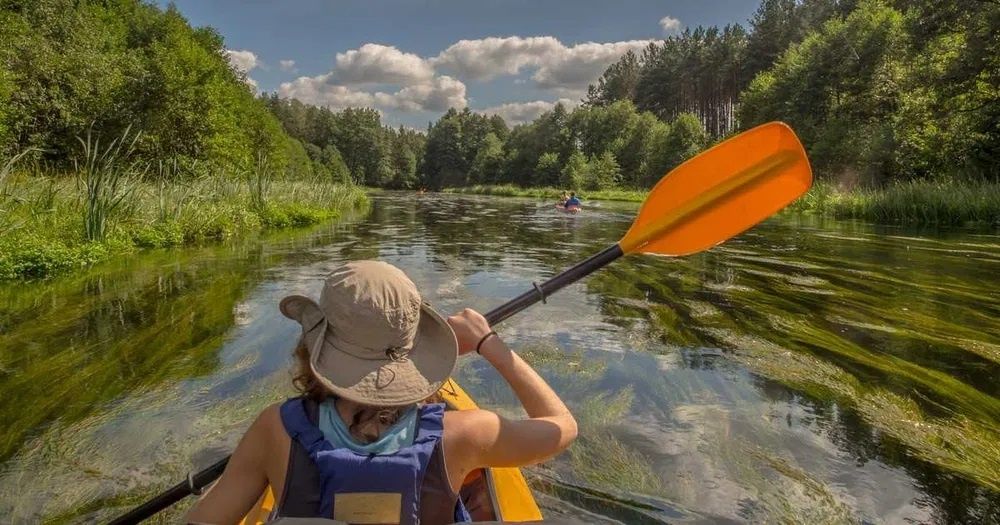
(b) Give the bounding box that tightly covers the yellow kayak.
[239,378,543,524]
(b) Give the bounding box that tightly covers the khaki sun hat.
[279,260,457,407]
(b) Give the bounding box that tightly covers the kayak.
[555,204,581,214]
[238,378,543,524]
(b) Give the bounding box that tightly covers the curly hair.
[291,338,443,443]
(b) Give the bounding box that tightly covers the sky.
[157,0,760,128]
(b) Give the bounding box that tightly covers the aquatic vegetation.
[568,389,667,497]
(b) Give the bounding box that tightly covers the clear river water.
[1,193,998,523]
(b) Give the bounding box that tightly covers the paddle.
[109,121,812,524]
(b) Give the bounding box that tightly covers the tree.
[586,151,620,190]
[560,150,589,189]
[534,152,562,187]
[585,49,644,106]
[739,0,906,182]
[469,132,504,184]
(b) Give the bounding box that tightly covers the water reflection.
[0,193,997,523]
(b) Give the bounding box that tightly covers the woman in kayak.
[185,260,577,524]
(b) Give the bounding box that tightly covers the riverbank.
[0,175,368,280]
[442,184,646,203]
[442,181,1000,228]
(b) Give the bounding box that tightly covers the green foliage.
[560,150,588,190]
[0,0,297,175]
[0,172,368,281]
[739,0,907,183]
[77,127,144,242]
[586,151,621,190]
[534,152,562,188]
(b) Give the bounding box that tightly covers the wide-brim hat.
[279,260,457,406]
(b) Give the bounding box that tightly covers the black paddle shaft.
[484,243,624,325]
[108,457,228,525]
[111,243,624,523]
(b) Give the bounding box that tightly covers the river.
[0,193,998,523]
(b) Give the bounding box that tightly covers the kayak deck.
[239,379,542,523]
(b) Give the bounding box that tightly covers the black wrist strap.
[476,331,498,354]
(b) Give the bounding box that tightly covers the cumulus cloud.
[279,72,466,112]
[433,36,563,81]
[432,36,654,94]
[225,49,259,73]
[277,35,652,118]
[374,75,466,112]
[332,43,434,85]
[659,16,683,34]
[279,59,297,73]
[277,43,463,113]
[278,74,375,109]
[476,98,577,126]
[225,49,260,89]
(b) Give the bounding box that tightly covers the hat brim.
[285,296,457,407]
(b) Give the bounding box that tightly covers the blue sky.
[159,0,759,127]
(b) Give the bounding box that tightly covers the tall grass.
[76,127,144,241]
[0,148,369,280]
[442,184,647,203]
[248,153,271,212]
[446,180,1000,227]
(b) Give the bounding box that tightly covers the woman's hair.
[292,339,430,444]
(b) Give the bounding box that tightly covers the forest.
[1,0,998,208]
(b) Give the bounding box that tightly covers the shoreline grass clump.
[0,150,368,281]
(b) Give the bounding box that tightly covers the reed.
[75,127,145,242]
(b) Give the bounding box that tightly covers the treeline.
[422,103,707,190]
[261,96,426,188]
[589,0,1000,183]
[0,0,311,178]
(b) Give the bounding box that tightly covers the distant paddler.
[557,191,582,213]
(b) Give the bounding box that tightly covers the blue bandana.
[317,400,419,455]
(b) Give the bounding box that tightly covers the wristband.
[475,330,498,354]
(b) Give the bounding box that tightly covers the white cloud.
[432,36,654,94]
[332,43,434,85]
[279,59,297,73]
[432,36,563,81]
[225,49,259,73]
[225,49,260,89]
[277,43,463,113]
[278,74,376,110]
[374,75,467,112]
[476,98,577,126]
[659,16,682,35]
[279,73,466,113]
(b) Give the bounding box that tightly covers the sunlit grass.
[441,184,647,203]
[445,180,1000,227]
[0,171,369,280]
[786,180,1000,227]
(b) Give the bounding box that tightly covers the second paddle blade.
[619,121,813,256]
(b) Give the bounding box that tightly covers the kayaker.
[185,260,577,524]
[563,192,581,209]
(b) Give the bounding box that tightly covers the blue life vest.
[279,398,470,524]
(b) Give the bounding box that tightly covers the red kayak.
[556,204,581,213]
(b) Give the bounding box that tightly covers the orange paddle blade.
[619,121,812,256]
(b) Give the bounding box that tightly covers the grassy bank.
[443,181,1000,227]
[0,171,368,281]
[442,184,646,203]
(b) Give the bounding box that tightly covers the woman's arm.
[184,405,277,524]
[445,309,577,472]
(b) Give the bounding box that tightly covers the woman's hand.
[446,308,493,356]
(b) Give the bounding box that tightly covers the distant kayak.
[555,203,581,214]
